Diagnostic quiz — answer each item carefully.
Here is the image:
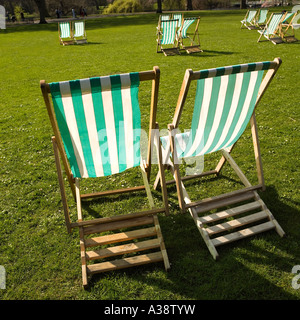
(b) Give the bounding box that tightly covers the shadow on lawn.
[86,182,299,299]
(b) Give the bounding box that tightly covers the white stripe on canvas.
[80,78,104,177]
[59,81,88,178]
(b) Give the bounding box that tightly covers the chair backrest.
[173,61,280,159]
[257,9,268,23]
[179,17,196,39]
[161,19,178,44]
[74,21,85,37]
[59,22,71,38]
[247,10,257,23]
[264,12,285,35]
[160,14,170,21]
[282,11,296,23]
[48,73,143,178]
[173,13,183,28]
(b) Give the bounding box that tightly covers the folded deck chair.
[40,67,170,288]
[178,17,203,54]
[257,12,286,44]
[58,21,74,45]
[154,58,285,260]
[156,19,180,56]
[254,9,269,29]
[73,20,87,44]
[241,10,257,29]
[280,11,298,42]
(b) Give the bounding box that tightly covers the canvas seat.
[257,12,286,44]
[172,13,183,29]
[177,17,203,54]
[58,21,74,45]
[254,9,269,29]
[156,14,171,35]
[40,67,170,288]
[154,58,285,260]
[73,20,87,44]
[241,10,257,29]
[156,19,180,56]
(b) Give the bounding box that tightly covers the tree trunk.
[240,0,247,9]
[186,0,193,10]
[157,0,162,13]
[34,0,47,24]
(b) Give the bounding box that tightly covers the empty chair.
[178,17,203,54]
[58,21,74,45]
[156,19,180,56]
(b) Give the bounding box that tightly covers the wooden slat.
[83,215,154,235]
[194,191,255,215]
[81,185,145,199]
[85,227,157,248]
[211,221,275,247]
[198,201,262,224]
[87,251,163,274]
[86,238,160,260]
[206,210,268,236]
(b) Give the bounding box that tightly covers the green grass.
[0,8,299,300]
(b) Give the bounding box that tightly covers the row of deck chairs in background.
[241,9,299,44]
[156,13,203,56]
[59,20,87,45]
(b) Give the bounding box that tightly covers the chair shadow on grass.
[85,174,300,299]
[178,49,236,58]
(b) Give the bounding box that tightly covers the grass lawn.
[0,8,299,300]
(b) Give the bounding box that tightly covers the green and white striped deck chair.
[254,9,268,29]
[172,13,183,28]
[280,11,298,42]
[73,20,87,44]
[156,14,171,35]
[156,19,180,56]
[40,67,170,288]
[58,21,74,45]
[241,9,257,29]
[258,12,286,44]
[178,17,202,54]
[155,58,285,260]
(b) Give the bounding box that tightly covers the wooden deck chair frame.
[254,9,269,29]
[40,67,170,288]
[156,19,180,56]
[58,21,74,45]
[178,17,203,54]
[154,58,285,260]
[279,11,299,43]
[73,20,87,44]
[241,9,258,29]
[257,12,287,45]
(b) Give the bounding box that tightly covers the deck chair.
[254,9,269,29]
[156,14,171,35]
[257,12,287,44]
[40,67,170,288]
[279,11,298,42]
[156,19,180,56]
[178,17,203,54]
[58,21,74,45]
[241,10,257,29]
[154,58,285,260]
[172,13,183,29]
[73,20,87,44]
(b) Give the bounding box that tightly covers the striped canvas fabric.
[246,10,257,23]
[173,14,182,28]
[257,9,268,24]
[161,62,272,159]
[161,19,178,45]
[60,22,71,38]
[74,21,85,37]
[179,18,196,39]
[49,73,141,178]
[261,13,284,36]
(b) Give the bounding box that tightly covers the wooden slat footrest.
[211,221,275,247]
[87,252,164,274]
[162,48,180,56]
[183,45,203,53]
